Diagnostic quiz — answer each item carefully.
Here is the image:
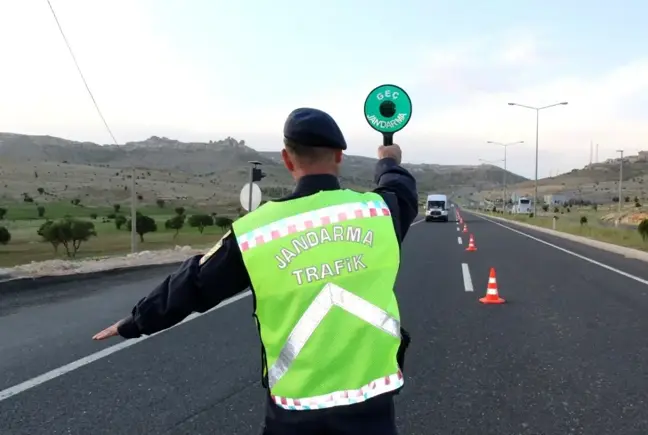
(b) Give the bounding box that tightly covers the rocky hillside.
[497,154,648,203]
[0,132,528,206]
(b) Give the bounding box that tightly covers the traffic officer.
[93,107,419,435]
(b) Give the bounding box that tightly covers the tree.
[214,216,233,232]
[174,206,185,216]
[71,198,81,206]
[625,196,631,203]
[156,199,165,208]
[39,218,97,258]
[188,214,214,234]
[37,187,45,194]
[639,219,648,242]
[37,220,58,253]
[115,214,127,230]
[0,207,6,220]
[165,214,185,239]
[580,216,588,225]
[127,213,157,242]
[0,226,11,245]
[113,204,121,213]
[37,206,46,218]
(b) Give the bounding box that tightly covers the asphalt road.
[1,208,648,435]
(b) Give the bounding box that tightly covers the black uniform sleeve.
[117,231,251,339]
[372,157,419,242]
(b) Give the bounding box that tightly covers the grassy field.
[0,201,233,268]
[480,205,648,252]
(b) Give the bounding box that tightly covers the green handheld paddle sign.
[364,84,412,146]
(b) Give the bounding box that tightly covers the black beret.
[283,107,347,150]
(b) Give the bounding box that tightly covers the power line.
[45,0,118,145]
[45,0,138,253]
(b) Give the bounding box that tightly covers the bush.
[0,207,7,220]
[214,216,233,232]
[90,213,98,220]
[188,214,214,233]
[0,226,11,244]
[37,206,46,218]
[528,212,534,218]
[542,205,549,212]
[115,214,127,230]
[639,219,648,241]
[174,206,185,216]
[580,216,588,225]
[113,204,121,213]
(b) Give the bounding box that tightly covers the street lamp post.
[486,140,524,212]
[617,150,624,214]
[508,101,568,216]
[479,157,506,207]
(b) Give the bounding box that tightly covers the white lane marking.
[456,227,460,231]
[474,213,648,287]
[461,263,474,292]
[0,290,252,402]
[457,237,463,245]
[1,218,427,402]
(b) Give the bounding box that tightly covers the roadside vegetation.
[0,201,240,267]
[481,202,648,252]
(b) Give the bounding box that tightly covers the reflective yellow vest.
[232,189,403,411]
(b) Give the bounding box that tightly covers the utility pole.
[596,144,599,163]
[617,150,624,213]
[130,166,137,253]
[589,140,593,165]
[486,141,524,211]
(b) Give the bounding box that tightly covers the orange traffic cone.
[479,268,505,304]
[462,224,468,233]
[465,234,477,251]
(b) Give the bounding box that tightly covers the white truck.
[425,194,449,222]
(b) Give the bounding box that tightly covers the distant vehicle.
[512,197,532,214]
[425,194,449,222]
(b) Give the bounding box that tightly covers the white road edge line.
[457,237,463,245]
[0,290,252,402]
[474,213,648,286]
[461,263,474,292]
[0,218,427,403]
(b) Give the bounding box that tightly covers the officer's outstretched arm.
[94,231,251,340]
[372,147,418,240]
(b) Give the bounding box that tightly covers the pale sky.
[1,0,647,179]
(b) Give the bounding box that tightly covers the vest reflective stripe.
[268,283,401,389]
[271,370,404,411]
[236,200,391,252]
[233,190,402,410]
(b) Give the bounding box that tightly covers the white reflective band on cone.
[268,283,401,389]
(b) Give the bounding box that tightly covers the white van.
[425,194,449,222]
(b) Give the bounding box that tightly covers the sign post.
[364,84,412,146]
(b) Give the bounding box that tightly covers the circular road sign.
[240,182,262,211]
[363,84,412,134]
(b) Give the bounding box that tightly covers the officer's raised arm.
[372,144,419,241]
[93,230,251,340]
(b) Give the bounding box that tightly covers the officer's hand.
[92,319,125,341]
[378,144,402,165]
